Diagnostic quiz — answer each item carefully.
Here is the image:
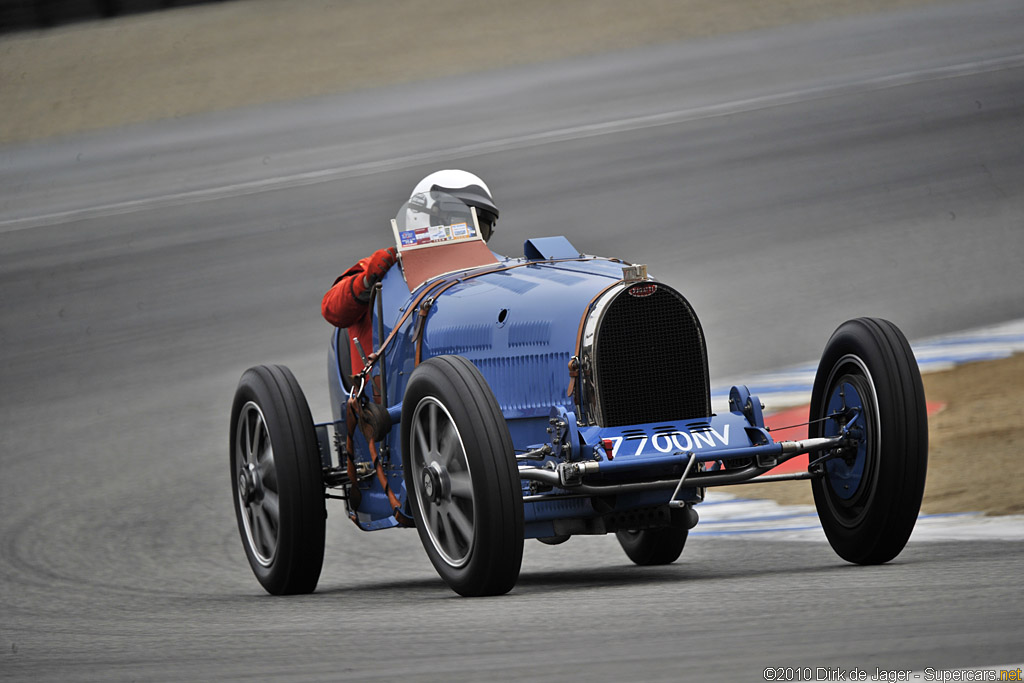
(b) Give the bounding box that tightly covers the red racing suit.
[321,247,397,375]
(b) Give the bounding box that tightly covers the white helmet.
[410,170,500,241]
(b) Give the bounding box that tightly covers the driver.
[321,169,500,374]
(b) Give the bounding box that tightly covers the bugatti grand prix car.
[229,192,928,597]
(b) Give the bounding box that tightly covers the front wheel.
[616,527,688,565]
[809,318,927,565]
[230,365,325,594]
[401,355,524,596]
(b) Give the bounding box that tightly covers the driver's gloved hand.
[355,247,397,303]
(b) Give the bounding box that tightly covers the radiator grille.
[593,284,710,427]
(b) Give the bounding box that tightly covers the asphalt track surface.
[2,1,1023,680]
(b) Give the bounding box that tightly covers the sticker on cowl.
[399,222,476,247]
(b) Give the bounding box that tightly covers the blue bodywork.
[325,237,774,537]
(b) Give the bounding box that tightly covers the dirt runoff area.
[729,353,1024,517]
[2,0,956,144]
[4,0,1015,517]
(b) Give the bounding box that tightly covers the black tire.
[616,527,688,566]
[230,365,326,594]
[401,355,524,596]
[809,318,927,565]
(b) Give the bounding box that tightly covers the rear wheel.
[810,318,927,565]
[616,527,688,566]
[230,365,325,594]
[401,355,524,596]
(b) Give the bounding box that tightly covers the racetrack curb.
[711,317,1024,412]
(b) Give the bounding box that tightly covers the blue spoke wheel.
[230,365,325,594]
[402,355,524,597]
[809,318,928,565]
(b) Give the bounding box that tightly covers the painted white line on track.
[2,53,1023,233]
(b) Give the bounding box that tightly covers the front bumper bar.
[517,434,844,500]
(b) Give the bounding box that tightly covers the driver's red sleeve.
[321,255,372,329]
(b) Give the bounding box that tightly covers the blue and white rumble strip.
[694,496,1024,542]
[711,317,1024,413]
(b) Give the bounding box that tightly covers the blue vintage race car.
[229,192,928,597]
